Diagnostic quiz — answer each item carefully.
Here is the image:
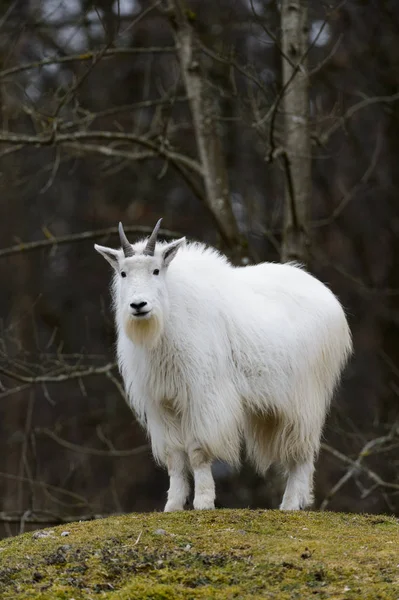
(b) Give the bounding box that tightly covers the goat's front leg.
[188,444,215,510]
[164,449,190,512]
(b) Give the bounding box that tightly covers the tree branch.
[0,225,182,259]
[0,362,117,383]
[0,510,109,525]
[312,122,383,227]
[60,96,188,131]
[0,130,203,176]
[318,92,399,146]
[0,472,92,508]
[0,47,177,80]
[34,428,149,457]
[320,426,399,511]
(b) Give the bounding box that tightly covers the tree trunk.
[280,0,311,265]
[168,0,244,262]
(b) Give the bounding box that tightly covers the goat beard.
[123,311,164,348]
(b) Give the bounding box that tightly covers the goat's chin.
[124,312,163,348]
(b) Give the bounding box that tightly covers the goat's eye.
[121,271,127,278]
[153,269,160,276]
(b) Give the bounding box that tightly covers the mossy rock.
[0,510,398,599]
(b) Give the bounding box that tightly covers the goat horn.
[143,218,162,256]
[118,222,134,258]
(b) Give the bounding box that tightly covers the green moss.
[0,510,398,599]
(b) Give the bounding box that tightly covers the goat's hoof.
[193,496,215,510]
[280,499,310,511]
[280,490,314,511]
[164,502,184,512]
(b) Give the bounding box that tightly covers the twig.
[52,33,116,120]
[0,383,31,399]
[0,472,92,508]
[0,362,117,383]
[249,0,298,72]
[0,510,109,524]
[62,142,205,201]
[0,47,177,80]
[120,0,162,37]
[198,41,269,97]
[309,34,343,77]
[133,530,143,546]
[39,147,60,194]
[60,96,188,131]
[0,1,17,30]
[320,428,399,510]
[319,92,399,146]
[0,130,203,177]
[106,370,127,401]
[0,224,182,259]
[34,428,150,457]
[312,121,383,227]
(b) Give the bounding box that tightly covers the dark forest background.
[0,0,398,538]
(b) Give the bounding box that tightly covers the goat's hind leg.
[164,449,190,512]
[188,444,215,510]
[280,456,315,511]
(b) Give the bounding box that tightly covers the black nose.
[130,301,147,311]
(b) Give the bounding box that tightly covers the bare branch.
[312,122,383,227]
[0,1,17,30]
[309,34,343,77]
[0,47,177,80]
[0,383,31,399]
[0,362,117,383]
[0,510,109,525]
[198,41,269,97]
[0,472,92,508]
[320,427,399,510]
[34,428,149,457]
[60,96,188,131]
[62,142,205,201]
[52,44,114,121]
[0,130,203,176]
[249,0,298,72]
[0,225,182,259]
[319,92,399,146]
[106,370,127,402]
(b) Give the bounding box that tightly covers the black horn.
[143,218,162,256]
[118,222,134,257]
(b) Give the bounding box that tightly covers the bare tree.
[167,0,244,260]
[280,0,311,264]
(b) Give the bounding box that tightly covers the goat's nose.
[130,301,147,311]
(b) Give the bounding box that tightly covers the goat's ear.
[94,244,120,270]
[162,237,186,267]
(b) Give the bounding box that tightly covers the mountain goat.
[95,219,352,511]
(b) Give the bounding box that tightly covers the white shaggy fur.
[95,229,352,512]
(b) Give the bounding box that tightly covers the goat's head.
[94,219,185,347]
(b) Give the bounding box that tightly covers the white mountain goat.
[95,219,352,511]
